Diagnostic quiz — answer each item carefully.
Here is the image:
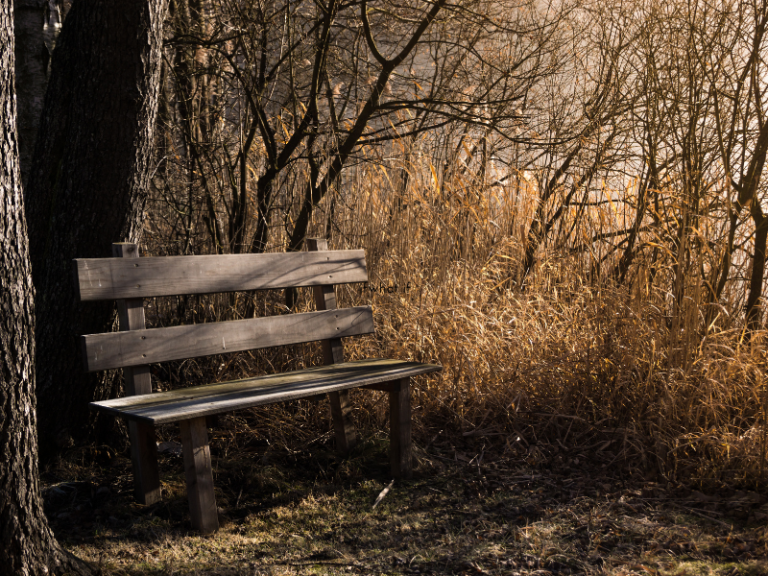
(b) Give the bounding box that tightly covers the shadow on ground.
[43,419,768,576]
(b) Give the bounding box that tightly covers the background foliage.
[142,0,768,488]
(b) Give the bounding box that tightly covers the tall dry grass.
[299,144,768,488]
[144,138,768,490]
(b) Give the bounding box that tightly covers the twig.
[666,502,733,528]
[372,480,395,509]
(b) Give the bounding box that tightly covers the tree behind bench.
[24,0,168,462]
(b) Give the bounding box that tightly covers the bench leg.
[180,417,219,533]
[329,390,356,453]
[389,377,412,479]
[128,420,161,505]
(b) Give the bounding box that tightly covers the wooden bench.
[74,239,441,533]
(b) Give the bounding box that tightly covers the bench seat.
[91,358,440,425]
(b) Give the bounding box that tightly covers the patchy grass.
[44,418,768,575]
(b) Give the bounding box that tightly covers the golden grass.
[143,139,768,489]
[315,150,768,489]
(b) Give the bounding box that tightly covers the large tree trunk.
[13,0,49,186]
[14,0,66,187]
[25,0,169,461]
[0,1,91,573]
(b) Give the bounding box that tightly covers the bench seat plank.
[90,359,441,425]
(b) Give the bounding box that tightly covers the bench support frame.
[389,377,413,479]
[180,417,218,533]
[308,238,357,453]
[114,243,161,505]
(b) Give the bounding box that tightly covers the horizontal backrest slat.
[73,250,367,301]
[81,306,374,372]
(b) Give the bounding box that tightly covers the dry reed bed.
[330,166,768,488]
[336,246,766,487]
[144,147,768,490]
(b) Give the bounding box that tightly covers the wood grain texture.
[180,417,218,533]
[114,243,161,506]
[307,240,345,365]
[307,238,356,452]
[73,250,367,301]
[90,359,442,425]
[389,378,413,479]
[112,244,152,394]
[329,390,356,452]
[81,306,375,372]
[128,419,161,505]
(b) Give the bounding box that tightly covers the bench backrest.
[74,241,372,377]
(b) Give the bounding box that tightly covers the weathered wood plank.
[90,359,442,425]
[127,419,161,504]
[308,238,356,453]
[81,306,375,372]
[329,390,356,451]
[113,243,161,506]
[307,240,345,365]
[113,244,153,396]
[389,377,413,479]
[74,250,367,301]
[180,417,218,533]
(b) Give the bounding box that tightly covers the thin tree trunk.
[252,175,274,253]
[25,0,169,461]
[519,145,582,283]
[746,210,768,331]
[617,124,660,284]
[0,1,91,572]
[706,207,738,325]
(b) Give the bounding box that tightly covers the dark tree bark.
[746,209,768,331]
[0,1,91,573]
[13,0,48,186]
[25,0,169,460]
